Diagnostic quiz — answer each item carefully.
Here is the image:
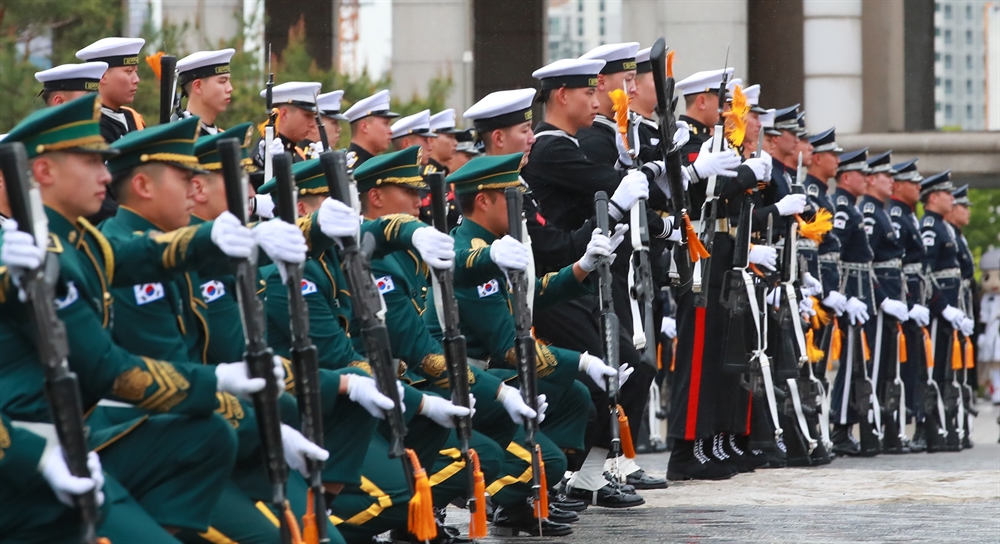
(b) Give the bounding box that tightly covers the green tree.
[967,188,1000,277]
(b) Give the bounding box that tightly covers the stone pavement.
[439,401,1000,543]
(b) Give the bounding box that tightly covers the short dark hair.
[111,163,163,204]
[457,192,478,215]
[40,90,55,106]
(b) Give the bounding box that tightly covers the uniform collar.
[44,206,80,240]
[924,209,943,221]
[190,214,207,225]
[678,115,709,135]
[112,205,164,232]
[860,194,882,207]
[455,217,498,244]
[806,173,829,189]
[889,197,913,213]
[834,186,858,205]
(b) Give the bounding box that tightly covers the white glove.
[801,272,823,298]
[578,228,613,273]
[251,194,275,219]
[608,170,649,221]
[41,447,105,508]
[280,423,330,478]
[673,120,690,148]
[0,220,45,270]
[765,288,780,308]
[346,375,403,419]
[258,137,285,159]
[748,244,778,271]
[418,394,472,428]
[497,384,547,424]
[411,226,456,269]
[317,197,360,239]
[799,297,817,319]
[845,297,870,325]
[743,157,772,181]
[215,358,285,399]
[618,363,634,388]
[307,141,324,159]
[823,290,848,316]
[253,219,308,264]
[942,305,965,329]
[615,131,634,168]
[880,299,910,322]
[609,223,629,252]
[680,164,691,190]
[908,304,931,327]
[692,137,741,179]
[579,352,617,391]
[661,216,683,242]
[641,160,668,186]
[490,235,529,271]
[660,316,677,339]
[775,194,807,217]
[960,317,974,337]
[210,211,255,259]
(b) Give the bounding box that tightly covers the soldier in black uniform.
[828,148,880,457]
[919,171,967,451]
[888,158,932,451]
[34,62,107,107]
[945,184,977,448]
[251,81,321,170]
[175,49,236,136]
[342,89,399,169]
[861,151,912,453]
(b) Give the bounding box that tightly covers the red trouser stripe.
[745,394,753,435]
[685,307,707,440]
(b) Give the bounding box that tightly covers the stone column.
[802,0,863,134]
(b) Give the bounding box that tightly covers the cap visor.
[375,111,401,118]
[435,127,463,134]
[165,161,210,176]
[324,113,349,121]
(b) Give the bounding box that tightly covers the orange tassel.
[806,328,825,363]
[666,50,675,78]
[684,215,710,261]
[468,449,487,539]
[861,330,871,362]
[829,320,841,371]
[897,323,908,363]
[97,539,111,544]
[748,262,766,278]
[964,336,974,369]
[951,331,963,370]
[796,209,834,243]
[258,108,281,138]
[722,84,749,148]
[618,405,636,458]
[533,445,549,520]
[302,488,319,544]
[610,89,631,141]
[922,327,934,368]
[284,501,304,544]
[145,51,165,80]
[812,297,832,328]
[657,341,663,370]
[405,449,437,542]
[670,337,677,372]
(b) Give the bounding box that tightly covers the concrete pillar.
[802,0,863,134]
[747,0,803,110]
[860,0,904,133]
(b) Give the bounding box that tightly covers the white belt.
[902,263,922,275]
[929,268,961,280]
[818,253,840,263]
[872,259,902,269]
[841,262,871,272]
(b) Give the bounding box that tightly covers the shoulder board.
[922,215,935,227]
[470,237,488,250]
[862,202,876,214]
[836,195,849,207]
[889,206,902,217]
[807,184,820,197]
[47,233,63,254]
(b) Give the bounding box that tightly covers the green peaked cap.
[107,116,206,176]
[3,94,115,159]
[257,158,330,197]
[449,152,525,196]
[353,146,426,192]
[193,122,258,172]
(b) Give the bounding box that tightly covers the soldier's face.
[839,171,867,196]
[148,165,197,231]
[812,151,839,179]
[929,191,954,215]
[197,74,232,113]
[632,72,657,113]
[191,172,228,220]
[601,71,637,99]
[46,90,89,107]
[494,122,535,157]
[280,106,317,143]
[795,139,813,166]
[949,204,970,227]
[34,152,111,219]
[868,172,894,200]
[743,113,761,155]
[568,87,600,129]
[100,66,139,107]
[371,185,421,217]
[434,133,457,162]
[774,130,798,157]
[364,116,393,153]
[892,180,920,204]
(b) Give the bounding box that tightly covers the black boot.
[831,424,861,457]
[666,439,737,481]
[909,422,927,453]
[490,502,574,537]
[707,434,741,474]
[723,433,766,472]
[925,416,948,453]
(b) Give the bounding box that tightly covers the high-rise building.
[934,0,991,130]
[548,0,623,62]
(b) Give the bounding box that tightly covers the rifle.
[505,187,547,529]
[594,191,624,477]
[694,46,731,308]
[427,172,480,526]
[1,142,100,544]
[264,44,276,181]
[269,150,329,542]
[874,310,906,452]
[312,90,331,155]
[846,323,881,456]
[321,151,409,458]
[219,140,298,543]
[649,38,694,293]
[157,54,177,124]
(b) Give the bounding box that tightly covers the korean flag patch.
[833,211,848,230]
[301,279,318,295]
[863,217,875,235]
[922,231,936,247]
[134,283,165,305]
[376,275,395,294]
[201,280,226,303]
[477,279,500,298]
[55,281,78,310]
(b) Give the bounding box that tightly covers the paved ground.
[441,400,1000,543]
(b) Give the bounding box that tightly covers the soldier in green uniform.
[0,94,276,540]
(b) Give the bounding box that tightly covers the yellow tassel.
[812,297,832,327]
[829,320,841,371]
[723,84,749,148]
[951,331,963,370]
[861,330,871,362]
[922,327,934,368]
[897,323,908,363]
[145,51,165,81]
[806,328,826,363]
[258,108,281,138]
[797,209,834,243]
[666,50,676,78]
[964,336,974,369]
[468,449,488,539]
[609,89,631,142]
[618,405,636,458]
[406,449,437,542]
[684,215,711,261]
[302,488,318,544]
[534,445,549,520]
[284,501,304,544]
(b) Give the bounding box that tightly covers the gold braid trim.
[135,358,190,412]
[381,213,418,242]
[349,361,374,376]
[299,186,330,195]
[0,418,11,461]
[296,214,315,252]
[476,181,524,192]
[76,218,115,284]
[140,153,200,166]
[153,226,198,269]
[538,272,556,296]
[34,135,108,155]
[421,353,447,378]
[375,175,427,188]
[215,392,245,429]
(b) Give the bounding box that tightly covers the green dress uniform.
[0,98,240,536]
